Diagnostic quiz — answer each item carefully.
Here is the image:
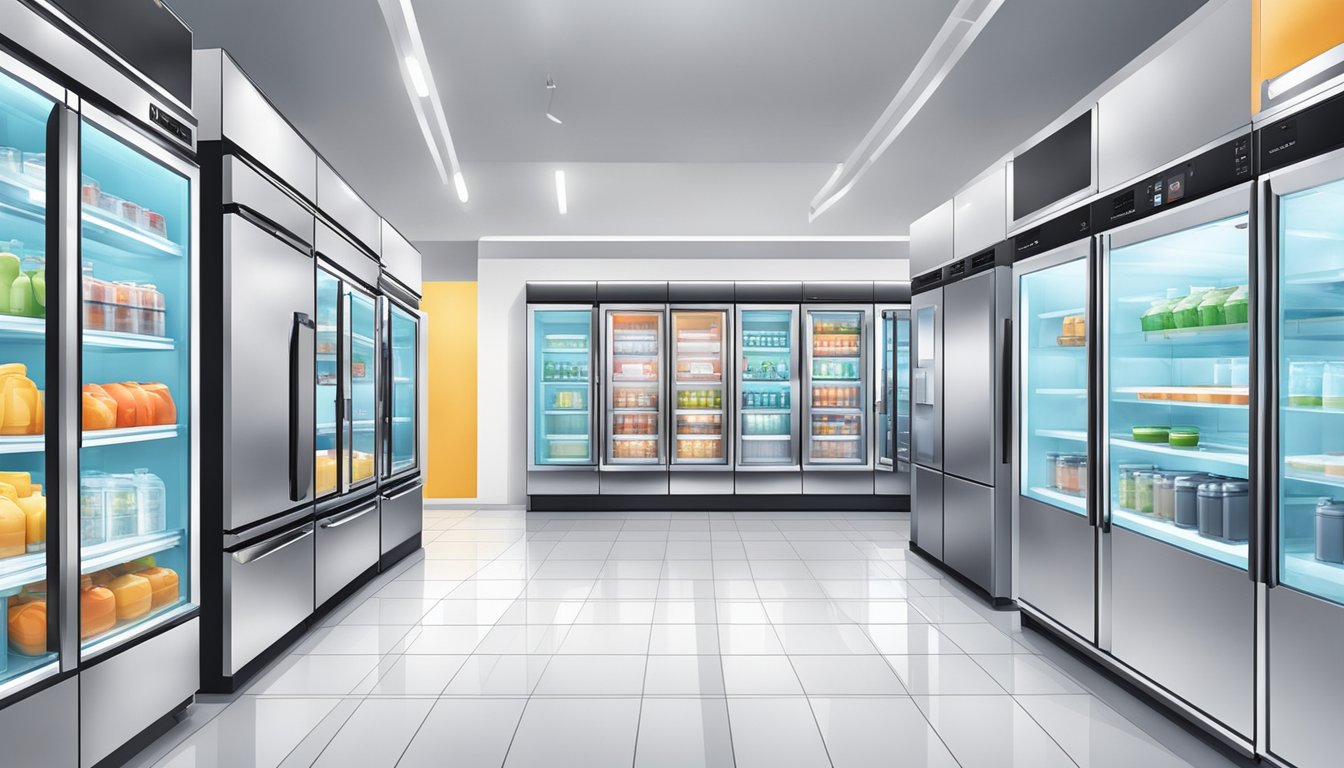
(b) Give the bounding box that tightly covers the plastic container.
[1315,499,1344,564]
[108,572,152,621]
[118,200,141,226]
[1135,470,1158,515]
[139,566,179,608]
[1289,361,1325,407]
[104,475,138,540]
[79,575,116,638]
[1174,473,1214,529]
[0,363,43,436]
[1197,480,1250,543]
[1230,357,1250,387]
[1197,287,1236,327]
[0,496,24,558]
[1132,426,1170,443]
[79,475,107,545]
[133,469,166,534]
[139,284,166,337]
[1168,427,1200,448]
[96,192,122,216]
[8,597,46,656]
[1154,472,1180,522]
[1323,362,1344,409]
[1140,299,1176,332]
[1118,464,1154,510]
[1223,285,1249,325]
[80,176,99,206]
[111,281,139,334]
[1172,290,1210,329]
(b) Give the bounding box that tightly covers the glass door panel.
[345,287,377,489]
[671,309,727,464]
[78,118,193,652]
[895,311,911,465]
[1279,176,1344,605]
[315,270,339,497]
[533,309,593,465]
[807,309,866,464]
[1020,260,1089,515]
[739,308,794,465]
[1106,214,1250,570]
[388,303,418,476]
[0,67,57,683]
[606,310,663,464]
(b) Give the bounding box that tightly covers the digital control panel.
[1093,133,1252,230]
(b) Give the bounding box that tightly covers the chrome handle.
[382,483,422,502]
[232,525,314,565]
[321,503,377,529]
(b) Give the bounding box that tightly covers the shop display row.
[0,471,43,557]
[675,439,722,460]
[613,413,658,435]
[814,336,860,356]
[614,388,658,409]
[813,360,858,379]
[543,361,588,381]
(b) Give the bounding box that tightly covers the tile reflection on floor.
[126,507,1244,768]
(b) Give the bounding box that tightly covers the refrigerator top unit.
[317,158,381,256]
[1092,133,1254,234]
[46,0,194,107]
[527,281,597,303]
[911,267,946,296]
[380,219,421,298]
[1258,88,1344,174]
[875,281,912,303]
[804,282,876,303]
[939,240,1014,289]
[597,281,669,303]
[1012,204,1093,262]
[735,281,803,303]
[317,220,379,290]
[669,281,734,302]
[1011,109,1095,228]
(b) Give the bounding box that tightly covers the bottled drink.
[544,360,555,379]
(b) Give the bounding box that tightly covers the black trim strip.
[223,203,311,256]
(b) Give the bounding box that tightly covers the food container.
[141,210,167,238]
[111,281,139,333]
[1197,480,1250,543]
[1141,299,1178,332]
[1289,360,1326,407]
[1058,456,1084,495]
[79,475,107,546]
[1132,426,1170,443]
[96,191,122,215]
[1168,427,1200,448]
[1118,464,1154,510]
[1315,499,1344,564]
[0,146,21,174]
[1230,358,1250,387]
[80,575,116,638]
[118,199,141,226]
[1172,290,1210,329]
[81,176,99,206]
[1323,362,1344,409]
[1174,473,1215,529]
[23,153,45,180]
[1223,285,1249,325]
[1197,287,1236,327]
[1135,470,1158,515]
[1045,452,1062,489]
[1154,472,1181,522]
[104,474,138,540]
[133,469,166,534]
[137,284,166,337]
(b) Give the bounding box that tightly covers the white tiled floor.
[127,507,1247,768]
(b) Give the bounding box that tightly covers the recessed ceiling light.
[404,56,430,98]
[555,170,568,215]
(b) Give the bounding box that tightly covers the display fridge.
[803,295,873,494]
[668,282,734,495]
[599,284,669,495]
[1096,135,1255,745]
[735,282,802,494]
[377,220,424,564]
[874,282,911,496]
[527,282,598,496]
[1259,92,1344,768]
[1012,218,1094,643]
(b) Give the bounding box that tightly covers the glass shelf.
[1028,486,1087,515]
[81,528,185,574]
[82,424,180,448]
[1109,436,1248,467]
[0,551,47,592]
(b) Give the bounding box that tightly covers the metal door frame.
[668,304,734,472]
[526,304,598,472]
[380,293,420,483]
[734,303,801,471]
[340,280,379,496]
[803,303,874,471]
[599,303,668,470]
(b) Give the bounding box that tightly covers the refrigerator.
[599,282,670,495]
[377,220,424,564]
[668,282,734,495]
[1012,219,1094,642]
[527,282,599,496]
[911,243,1013,601]
[1094,134,1256,745]
[1258,92,1344,768]
[802,283,874,494]
[874,282,912,496]
[735,282,802,495]
[0,1,200,765]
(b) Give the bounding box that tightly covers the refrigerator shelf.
[1282,550,1344,602]
[543,378,589,384]
[1111,508,1247,570]
[741,346,789,353]
[1037,306,1085,319]
[810,406,860,414]
[742,376,789,382]
[0,434,44,454]
[610,377,658,384]
[613,352,658,359]
[545,434,590,441]
[1115,395,1247,411]
[812,377,859,383]
[81,205,183,259]
[742,434,791,441]
[742,408,790,414]
[0,550,47,592]
[0,315,177,351]
[80,528,185,575]
[611,407,658,413]
[1284,468,1344,489]
[1028,486,1087,515]
[1109,436,1248,466]
[542,348,589,354]
[1035,428,1087,442]
[1129,323,1248,344]
[82,423,179,448]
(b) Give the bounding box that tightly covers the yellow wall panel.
[423,282,477,498]
[1255,0,1344,111]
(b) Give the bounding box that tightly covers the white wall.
[475,240,909,504]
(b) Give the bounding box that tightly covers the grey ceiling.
[168,0,1208,240]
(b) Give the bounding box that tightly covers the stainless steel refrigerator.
[527,282,599,496]
[0,2,200,764]
[735,282,802,495]
[668,282,734,495]
[599,282,670,495]
[874,282,912,496]
[377,220,424,565]
[911,243,1013,601]
[802,283,875,494]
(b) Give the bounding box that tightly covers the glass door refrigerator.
[1259,95,1344,768]
[875,281,912,496]
[735,292,801,495]
[315,256,379,506]
[378,267,424,561]
[1013,232,1094,642]
[803,302,873,494]
[600,301,669,495]
[669,292,733,495]
[1098,145,1255,746]
[528,303,598,494]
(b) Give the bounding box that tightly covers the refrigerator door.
[528,306,597,470]
[0,59,63,693]
[384,299,419,480]
[343,283,378,493]
[736,305,800,470]
[315,268,340,499]
[911,288,942,470]
[77,107,198,658]
[874,306,911,496]
[670,307,731,469]
[803,306,871,469]
[943,273,998,484]
[601,305,666,468]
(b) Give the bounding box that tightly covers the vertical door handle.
[290,312,315,501]
[1001,318,1012,464]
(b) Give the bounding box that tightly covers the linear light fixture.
[378,0,468,202]
[555,170,568,215]
[808,0,1004,222]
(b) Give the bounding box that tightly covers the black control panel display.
[1092,134,1252,231]
[1258,90,1344,174]
[1012,204,1091,262]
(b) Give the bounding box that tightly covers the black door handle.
[290,311,315,501]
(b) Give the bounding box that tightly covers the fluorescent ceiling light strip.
[405,56,430,97]
[555,170,568,215]
[809,0,1003,221]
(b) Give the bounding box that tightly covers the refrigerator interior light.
[405,56,430,98]
[555,170,567,215]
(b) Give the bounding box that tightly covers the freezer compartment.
[380,479,423,556]
[912,466,943,558]
[530,307,596,469]
[316,500,379,606]
[942,475,997,595]
[223,523,314,676]
[80,617,197,768]
[1109,526,1253,738]
[1268,586,1344,768]
[1018,494,1094,641]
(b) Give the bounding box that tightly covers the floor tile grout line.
[711,517,738,768]
[771,516,837,768]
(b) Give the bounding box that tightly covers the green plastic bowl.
[1132,426,1171,443]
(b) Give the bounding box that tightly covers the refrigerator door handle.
[231,524,315,565]
[320,503,377,529]
[289,311,316,501]
[382,482,422,502]
[1001,317,1012,464]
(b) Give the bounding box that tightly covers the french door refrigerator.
[600,292,669,495]
[527,282,599,496]
[1013,228,1094,642]
[912,244,1013,601]
[1096,135,1256,748]
[874,282,911,496]
[377,220,424,563]
[668,283,734,494]
[735,282,802,494]
[1259,93,1344,768]
[802,286,874,494]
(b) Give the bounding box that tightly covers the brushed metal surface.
[317,158,380,253]
[1267,586,1344,768]
[214,51,315,199]
[734,471,802,495]
[223,215,315,531]
[317,221,379,287]
[875,465,911,495]
[316,502,379,605]
[223,155,314,246]
[913,466,944,558]
[224,525,314,675]
[953,166,1008,259]
[943,475,994,593]
[1110,527,1254,737]
[380,480,423,555]
[80,619,198,768]
[943,271,996,485]
[0,676,76,767]
[911,289,942,470]
[1019,495,1095,641]
[670,471,734,495]
[528,469,598,495]
[380,220,421,295]
[599,471,669,495]
[803,470,874,495]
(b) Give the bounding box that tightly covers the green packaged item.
[1132,426,1171,443]
[0,241,20,315]
[1172,290,1210,329]
[1168,427,1200,448]
[1197,287,1236,327]
[1140,299,1178,332]
[1223,285,1249,325]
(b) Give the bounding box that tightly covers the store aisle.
[127,508,1243,768]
